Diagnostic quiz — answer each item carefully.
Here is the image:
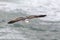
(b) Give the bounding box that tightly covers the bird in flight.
[8,15,46,24]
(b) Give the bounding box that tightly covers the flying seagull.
[8,15,46,24]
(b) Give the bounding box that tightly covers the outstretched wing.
[26,15,46,19]
[8,15,46,24]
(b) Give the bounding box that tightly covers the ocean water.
[0,0,60,40]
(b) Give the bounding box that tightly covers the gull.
[8,15,46,24]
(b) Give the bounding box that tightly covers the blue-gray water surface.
[0,0,60,40]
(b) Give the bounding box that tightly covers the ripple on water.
[52,39,57,40]
[29,27,47,32]
[13,23,24,28]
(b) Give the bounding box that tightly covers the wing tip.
[8,21,15,24]
[39,15,47,17]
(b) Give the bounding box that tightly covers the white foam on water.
[0,0,60,22]
[0,27,27,40]
[18,0,60,22]
[0,0,60,40]
[0,1,28,40]
[0,2,19,12]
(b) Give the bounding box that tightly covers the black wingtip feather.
[8,21,16,24]
[39,15,46,17]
